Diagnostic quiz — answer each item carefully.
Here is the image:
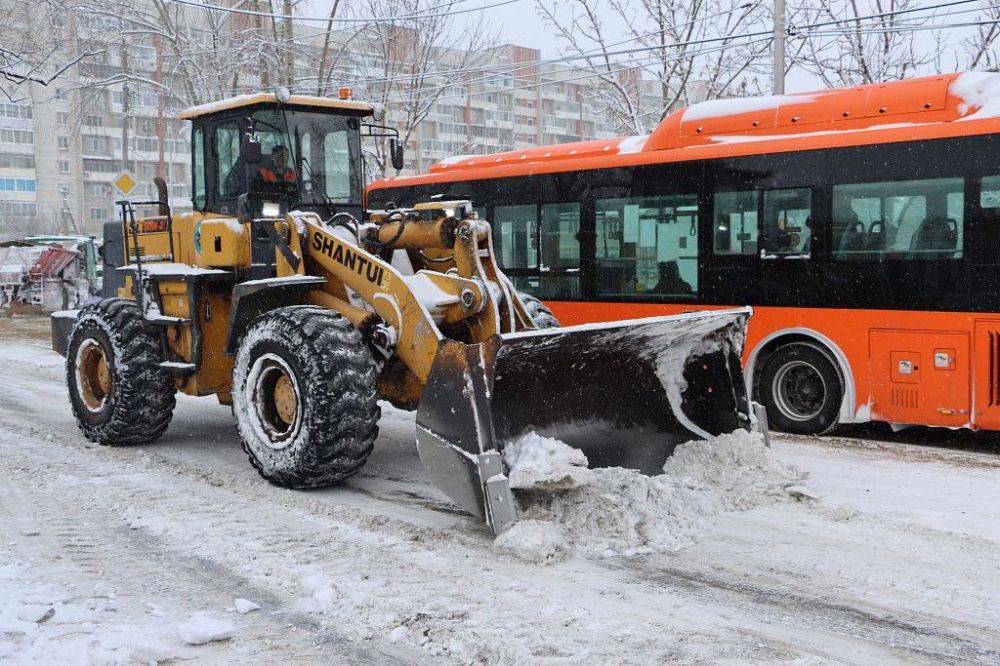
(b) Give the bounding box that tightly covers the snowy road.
[2,315,1000,664]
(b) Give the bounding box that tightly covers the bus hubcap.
[77,339,112,413]
[772,360,825,422]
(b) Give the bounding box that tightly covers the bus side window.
[595,194,697,298]
[494,204,538,271]
[713,190,758,256]
[539,202,581,297]
[981,176,1000,209]
[833,178,963,260]
[761,188,812,258]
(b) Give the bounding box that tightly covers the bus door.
[968,170,1000,429]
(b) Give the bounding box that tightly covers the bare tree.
[790,0,940,87]
[536,0,773,135]
[958,0,1000,71]
[0,0,102,102]
[332,0,498,176]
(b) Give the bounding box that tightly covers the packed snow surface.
[176,613,235,645]
[503,430,806,559]
[493,519,570,564]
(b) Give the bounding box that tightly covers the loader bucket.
[415,307,752,534]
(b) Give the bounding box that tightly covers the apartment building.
[2,19,658,239]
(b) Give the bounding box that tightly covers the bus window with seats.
[713,190,758,256]
[833,178,963,260]
[595,194,698,298]
[761,188,812,258]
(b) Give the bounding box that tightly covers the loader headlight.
[262,201,281,218]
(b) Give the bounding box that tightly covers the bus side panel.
[544,301,997,429]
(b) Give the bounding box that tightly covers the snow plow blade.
[414,307,753,534]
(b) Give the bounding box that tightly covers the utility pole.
[120,22,131,176]
[773,0,785,95]
[283,0,294,87]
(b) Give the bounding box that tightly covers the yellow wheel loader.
[51,91,754,533]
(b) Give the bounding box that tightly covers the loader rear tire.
[233,306,380,489]
[66,298,176,445]
[518,292,559,329]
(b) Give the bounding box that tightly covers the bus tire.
[232,306,380,489]
[518,292,560,329]
[757,342,842,435]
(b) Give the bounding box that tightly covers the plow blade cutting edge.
[414,307,753,534]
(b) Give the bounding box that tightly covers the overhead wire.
[164,0,519,24]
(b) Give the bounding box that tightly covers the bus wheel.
[758,342,842,435]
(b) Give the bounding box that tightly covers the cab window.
[215,122,242,199]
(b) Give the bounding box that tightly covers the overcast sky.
[301,0,985,95]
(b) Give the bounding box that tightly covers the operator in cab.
[257,145,298,185]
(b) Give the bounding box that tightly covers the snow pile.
[493,520,570,564]
[504,432,594,491]
[499,430,806,560]
[176,613,235,645]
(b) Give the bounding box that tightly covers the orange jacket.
[257,166,297,183]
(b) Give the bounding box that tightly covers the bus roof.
[369,72,1000,193]
[178,92,374,120]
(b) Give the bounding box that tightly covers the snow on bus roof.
[385,72,1000,188]
[680,92,819,122]
[178,92,373,119]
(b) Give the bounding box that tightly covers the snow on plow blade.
[414,307,753,534]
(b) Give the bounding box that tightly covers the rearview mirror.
[240,117,261,164]
[389,137,404,172]
[241,133,262,164]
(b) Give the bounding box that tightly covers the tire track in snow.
[613,559,1000,664]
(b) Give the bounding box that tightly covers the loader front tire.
[233,306,380,489]
[518,292,559,329]
[66,298,176,445]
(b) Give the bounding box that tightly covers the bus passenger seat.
[909,217,958,257]
[837,220,867,256]
[866,220,887,252]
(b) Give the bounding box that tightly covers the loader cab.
[180,92,380,221]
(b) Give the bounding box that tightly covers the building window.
[0,128,34,144]
[90,208,108,221]
[58,160,70,174]
[57,112,68,126]
[57,136,70,149]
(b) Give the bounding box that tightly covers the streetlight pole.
[773,0,785,95]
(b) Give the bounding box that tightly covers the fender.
[224,275,328,355]
[746,327,860,424]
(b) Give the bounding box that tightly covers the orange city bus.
[367,72,1000,435]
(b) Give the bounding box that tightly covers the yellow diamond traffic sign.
[112,170,138,197]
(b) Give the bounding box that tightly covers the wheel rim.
[76,338,112,413]
[771,360,826,422]
[247,353,302,449]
